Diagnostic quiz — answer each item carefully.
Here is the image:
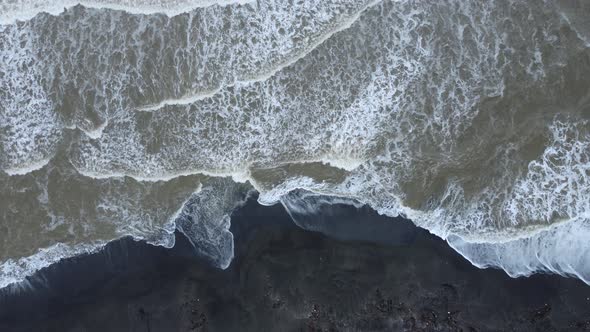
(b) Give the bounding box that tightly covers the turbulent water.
[1,0,590,288]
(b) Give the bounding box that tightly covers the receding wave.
[1,0,590,288]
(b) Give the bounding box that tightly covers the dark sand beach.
[1,199,589,332]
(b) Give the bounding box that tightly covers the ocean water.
[3,199,590,331]
[1,0,590,288]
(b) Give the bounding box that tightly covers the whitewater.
[1,0,590,288]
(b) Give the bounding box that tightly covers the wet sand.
[1,199,589,332]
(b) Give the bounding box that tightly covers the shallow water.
[1,0,590,286]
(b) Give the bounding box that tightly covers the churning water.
[1,0,590,287]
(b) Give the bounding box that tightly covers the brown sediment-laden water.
[1,0,590,288]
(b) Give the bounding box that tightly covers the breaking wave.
[1,0,590,287]
[0,0,254,25]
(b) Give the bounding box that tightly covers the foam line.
[0,0,254,25]
[136,0,384,112]
[3,157,52,176]
[0,241,107,289]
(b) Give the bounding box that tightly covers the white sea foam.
[78,119,109,140]
[0,241,106,289]
[448,218,590,285]
[0,24,62,175]
[73,164,251,183]
[138,86,225,112]
[3,157,52,176]
[136,0,384,112]
[444,118,590,284]
[0,0,254,25]
[0,159,206,287]
[2,0,590,288]
[174,178,251,269]
[0,178,245,289]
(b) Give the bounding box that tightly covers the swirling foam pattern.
[1,0,590,287]
[0,0,255,24]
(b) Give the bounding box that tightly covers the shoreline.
[1,198,589,331]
